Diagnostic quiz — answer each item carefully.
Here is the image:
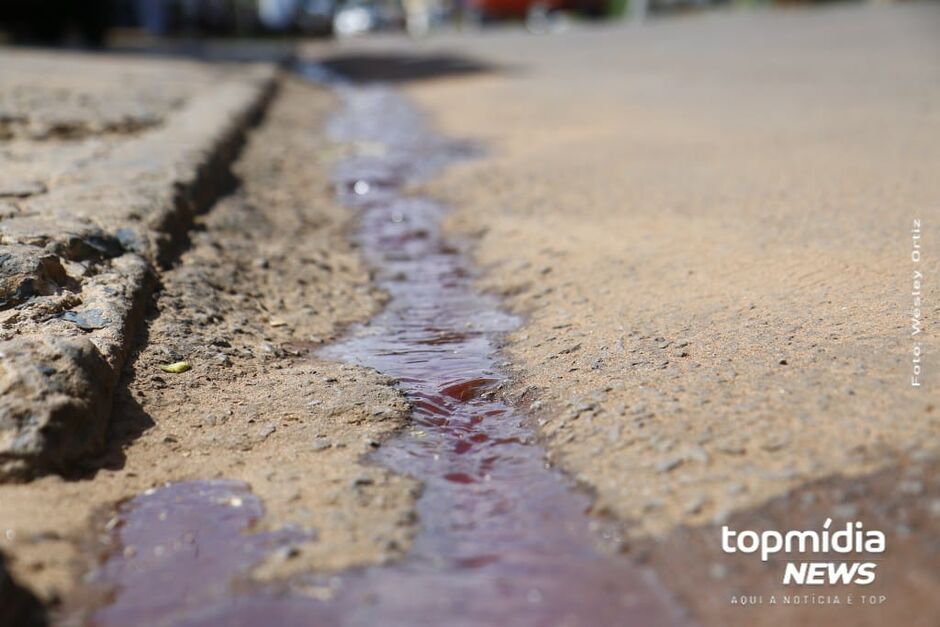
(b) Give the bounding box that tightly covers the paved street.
[1,2,938,626]
[312,4,940,623]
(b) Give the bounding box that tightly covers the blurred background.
[0,0,885,46]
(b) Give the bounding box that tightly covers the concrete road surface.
[0,3,938,626]
[308,2,940,624]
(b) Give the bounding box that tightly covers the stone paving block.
[0,50,277,481]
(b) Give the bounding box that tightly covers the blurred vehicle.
[561,0,613,17]
[332,0,404,36]
[298,0,339,35]
[467,0,563,20]
[130,0,257,36]
[258,0,337,35]
[333,0,376,36]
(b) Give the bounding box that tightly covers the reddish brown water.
[80,481,308,627]
[77,70,689,627]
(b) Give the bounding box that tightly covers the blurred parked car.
[467,0,562,20]
[258,0,337,35]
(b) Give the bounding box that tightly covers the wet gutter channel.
[75,65,687,627]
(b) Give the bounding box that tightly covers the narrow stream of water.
[309,69,684,626]
[79,68,686,627]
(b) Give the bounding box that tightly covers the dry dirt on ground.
[0,76,419,611]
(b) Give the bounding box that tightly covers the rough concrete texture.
[0,50,276,480]
[0,77,419,610]
[313,3,939,622]
[381,0,940,531]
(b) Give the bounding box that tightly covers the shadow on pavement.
[319,51,504,83]
[0,551,48,627]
